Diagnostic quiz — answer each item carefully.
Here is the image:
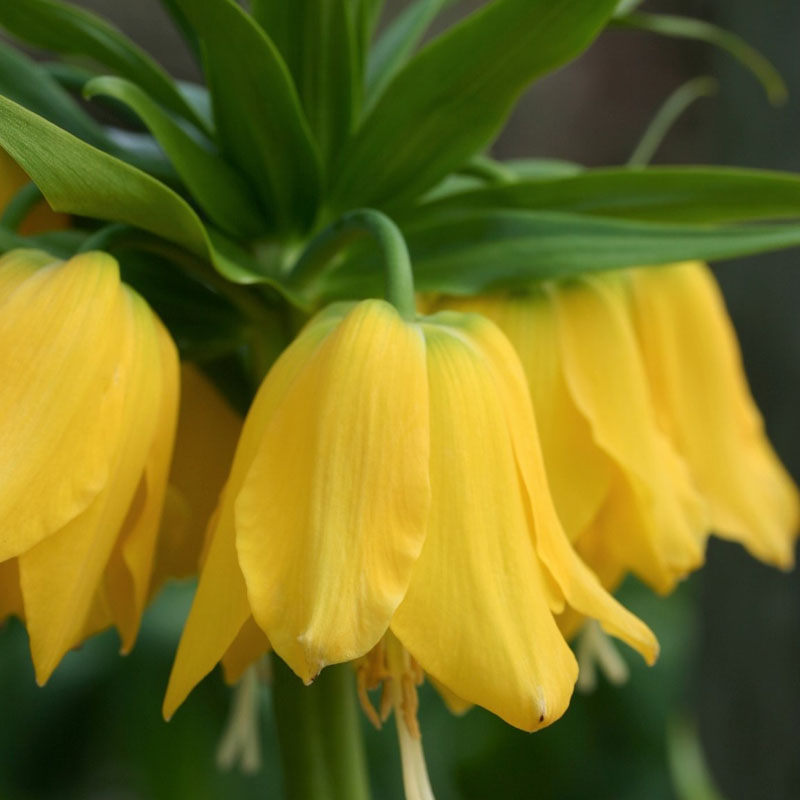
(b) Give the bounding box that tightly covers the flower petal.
[0,252,130,560]
[236,300,430,683]
[105,318,179,651]
[0,558,22,621]
[391,320,576,732]
[463,311,660,666]
[163,315,336,718]
[221,617,271,685]
[550,277,707,592]
[19,288,163,683]
[630,262,800,566]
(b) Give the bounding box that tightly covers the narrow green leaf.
[0,42,107,148]
[319,210,800,300]
[0,95,274,290]
[175,0,322,234]
[365,0,453,107]
[253,0,361,164]
[84,76,267,239]
[330,0,620,213]
[409,167,800,225]
[628,76,718,166]
[613,12,788,106]
[158,0,201,60]
[504,158,584,179]
[0,0,210,133]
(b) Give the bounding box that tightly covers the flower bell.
[164,298,658,741]
[628,261,799,567]
[0,248,179,683]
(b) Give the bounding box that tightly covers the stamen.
[216,665,263,774]
[576,620,630,693]
[394,688,436,800]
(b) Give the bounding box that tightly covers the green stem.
[289,209,416,319]
[272,659,371,800]
[0,182,44,232]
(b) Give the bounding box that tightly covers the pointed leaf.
[175,0,322,234]
[84,76,267,239]
[613,12,787,106]
[0,0,210,134]
[411,167,800,224]
[366,0,454,106]
[0,95,293,296]
[253,0,361,164]
[330,0,619,212]
[318,209,800,300]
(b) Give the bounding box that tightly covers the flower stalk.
[272,658,371,800]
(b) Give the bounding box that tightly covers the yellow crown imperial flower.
[431,264,799,599]
[430,276,708,597]
[164,299,658,746]
[628,261,799,567]
[0,248,179,684]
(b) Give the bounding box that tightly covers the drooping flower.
[628,261,799,567]
[431,275,708,597]
[0,248,179,683]
[164,299,657,749]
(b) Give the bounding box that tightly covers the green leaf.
[158,0,201,60]
[253,0,361,164]
[0,0,210,134]
[84,76,267,239]
[0,94,281,293]
[318,209,800,300]
[175,0,322,234]
[330,0,620,213]
[504,158,584,179]
[409,167,800,224]
[613,12,787,106]
[0,42,106,147]
[365,0,454,107]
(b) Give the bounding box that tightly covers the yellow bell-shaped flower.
[0,248,179,684]
[628,261,799,567]
[165,299,657,736]
[432,275,708,596]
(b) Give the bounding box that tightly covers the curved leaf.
[410,167,800,224]
[84,76,267,239]
[318,209,800,300]
[330,0,620,213]
[613,12,787,106]
[0,0,210,134]
[0,95,294,299]
[175,0,322,234]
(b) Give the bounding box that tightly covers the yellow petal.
[631,262,800,565]
[391,319,577,732]
[433,292,611,541]
[461,310,660,665]
[105,318,179,651]
[19,288,163,683]
[164,313,336,718]
[153,363,243,587]
[0,252,129,560]
[550,277,707,592]
[236,300,430,682]
[0,249,54,299]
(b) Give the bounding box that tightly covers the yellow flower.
[165,299,657,738]
[0,249,179,683]
[432,276,708,597]
[432,263,799,600]
[628,261,799,567]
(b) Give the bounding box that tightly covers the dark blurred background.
[1,1,798,798]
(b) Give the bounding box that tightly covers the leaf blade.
[330,0,620,212]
